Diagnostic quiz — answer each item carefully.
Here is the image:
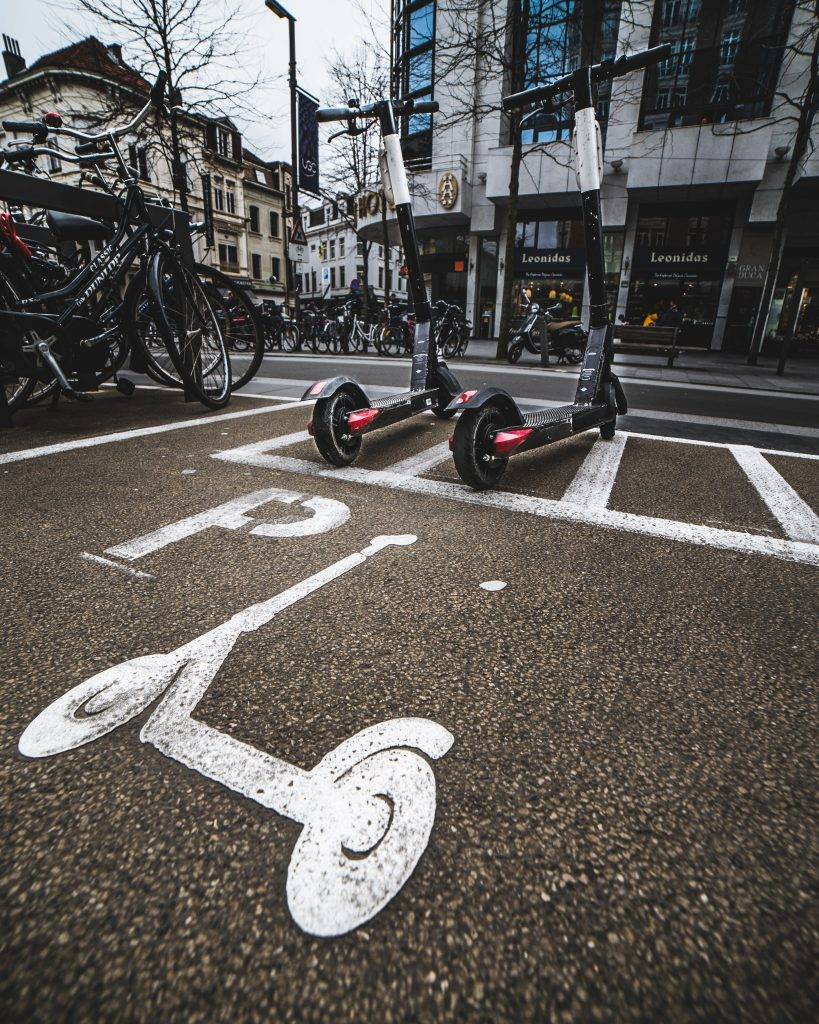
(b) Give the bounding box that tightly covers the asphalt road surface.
[1,373,817,1023]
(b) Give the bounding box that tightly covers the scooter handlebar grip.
[316,106,355,123]
[502,82,555,111]
[411,100,439,114]
[601,44,673,79]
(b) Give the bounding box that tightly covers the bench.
[613,325,681,367]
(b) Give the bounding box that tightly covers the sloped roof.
[11,36,149,94]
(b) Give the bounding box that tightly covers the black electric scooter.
[303,97,462,466]
[448,44,670,489]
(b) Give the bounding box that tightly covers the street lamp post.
[265,1,299,317]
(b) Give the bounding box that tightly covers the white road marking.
[0,401,299,466]
[79,552,155,581]
[20,535,453,938]
[729,445,819,544]
[388,442,453,477]
[104,487,349,562]
[212,435,819,567]
[561,435,627,509]
[480,581,507,592]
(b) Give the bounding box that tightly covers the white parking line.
[729,446,819,544]
[561,435,627,509]
[388,442,453,478]
[79,552,155,580]
[213,432,819,567]
[0,400,298,466]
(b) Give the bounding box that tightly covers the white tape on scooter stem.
[383,133,411,207]
[575,106,601,194]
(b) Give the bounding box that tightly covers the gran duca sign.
[515,247,585,278]
[633,246,728,276]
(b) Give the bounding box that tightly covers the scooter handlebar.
[316,97,439,123]
[502,43,672,111]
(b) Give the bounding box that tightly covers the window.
[285,184,291,210]
[339,266,346,287]
[269,211,279,236]
[378,266,384,288]
[213,178,224,211]
[128,143,149,181]
[272,256,281,281]
[357,240,364,256]
[330,267,336,288]
[218,242,238,269]
[271,168,280,190]
[339,236,345,257]
[720,31,741,66]
[225,181,236,214]
[641,0,792,128]
[311,269,317,291]
[254,168,265,184]
[329,239,336,259]
[251,253,262,279]
[46,140,61,173]
[393,1,436,167]
[249,205,260,233]
[217,127,231,158]
[522,2,622,144]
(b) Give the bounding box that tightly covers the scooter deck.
[521,401,609,439]
[370,388,439,411]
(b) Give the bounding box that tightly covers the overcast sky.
[3,0,386,161]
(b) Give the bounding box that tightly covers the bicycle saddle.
[46,210,113,243]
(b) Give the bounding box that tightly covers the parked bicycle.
[0,72,231,416]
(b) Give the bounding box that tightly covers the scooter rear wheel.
[452,403,509,489]
[313,391,362,466]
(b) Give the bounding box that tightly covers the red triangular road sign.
[290,216,308,247]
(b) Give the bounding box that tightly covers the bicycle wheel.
[195,265,264,391]
[0,272,37,412]
[150,253,231,409]
[124,269,180,389]
[281,323,299,353]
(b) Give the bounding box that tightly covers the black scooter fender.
[433,361,461,399]
[301,375,369,408]
[445,385,524,424]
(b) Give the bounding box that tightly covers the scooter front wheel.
[452,403,509,489]
[507,340,523,364]
[312,391,362,466]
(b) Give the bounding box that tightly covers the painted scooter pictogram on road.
[20,535,454,937]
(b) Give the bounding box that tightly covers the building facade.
[0,36,293,308]
[358,0,819,355]
[299,196,410,305]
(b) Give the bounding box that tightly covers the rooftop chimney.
[2,35,25,79]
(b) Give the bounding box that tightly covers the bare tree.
[729,0,819,372]
[319,43,401,310]
[62,0,270,210]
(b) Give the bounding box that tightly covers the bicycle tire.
[194,264,264,390]
[149,253,231,409]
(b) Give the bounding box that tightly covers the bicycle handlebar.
[2,120,49,143]
[316,96,439,123]
[502,44,671,111]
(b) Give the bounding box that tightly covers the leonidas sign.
[515,247,585,278]
[633,246,728,277]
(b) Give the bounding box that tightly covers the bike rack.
[0,167,197,410]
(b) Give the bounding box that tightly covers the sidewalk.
[457,339,819,396]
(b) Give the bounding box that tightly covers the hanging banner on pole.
[297,88,320,196]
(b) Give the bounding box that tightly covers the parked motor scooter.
[507,300,586,364]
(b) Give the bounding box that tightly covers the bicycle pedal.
[115,377,136,397]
